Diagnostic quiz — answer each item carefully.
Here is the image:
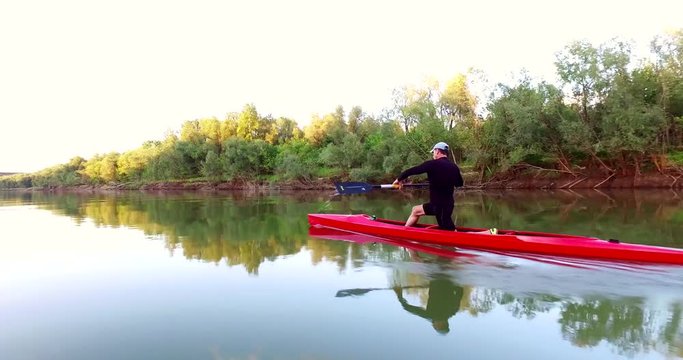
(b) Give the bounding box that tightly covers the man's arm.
[454,164,464,187]
[397,161,431,182]
[394,287,430,320]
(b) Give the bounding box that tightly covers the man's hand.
[392,179,403,190]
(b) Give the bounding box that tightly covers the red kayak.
[308,214,683,265]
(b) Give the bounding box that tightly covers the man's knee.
[411,205,425,216]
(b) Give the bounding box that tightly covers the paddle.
[334,181,428,195]
[336,285,427,297]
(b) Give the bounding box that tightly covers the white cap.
[430,142,449,153]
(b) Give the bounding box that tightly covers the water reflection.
[3,190,683,357]
[333,244,683,358]
[334,252,466,335]
[2,189,683,273]
[394,275,464,335]
[310,216,683,358]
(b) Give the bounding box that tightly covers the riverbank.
[4,171,683,192]
[481,172,682,189]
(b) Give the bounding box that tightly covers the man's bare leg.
[405,205,425,227]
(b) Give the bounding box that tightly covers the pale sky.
[1,0,682,173]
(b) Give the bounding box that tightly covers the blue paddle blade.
[334,182,375,195]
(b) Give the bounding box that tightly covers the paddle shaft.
[334,181,428,195]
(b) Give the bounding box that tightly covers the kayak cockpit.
[369,216,583,238]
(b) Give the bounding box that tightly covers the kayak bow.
[308,213,683,265]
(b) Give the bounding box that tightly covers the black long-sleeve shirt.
[397,157,464,205]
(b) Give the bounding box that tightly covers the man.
[393,142,463,230]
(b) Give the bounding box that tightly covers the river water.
[2,189,683,359]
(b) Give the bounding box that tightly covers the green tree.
[266,117,301,145]
[220,113,239,142]
[178,117,223,150]
[304,110,347,145]
[201,150,223,180]
[333,105,345,124]
[117,141,162,181]
[439,73,477,130]
[555,39,631,125]
[141,134,194,181]
[392,84,439,132]
[348,106,363,134]
[652,30,683,147]
[275,139,318,181]
[555,39,632,172]
[221,137,276,180]
[236,104,269,141]
[303,114,327,145]
[319,133,365,171]
[361,121,412,176]
[81,152,120,183]
[481,78,574,173]
[356,115,382,142]
[600,72,666,173]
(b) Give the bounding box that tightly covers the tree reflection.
[558,299,654,356]
[4,190,683,356]
[334,238,683,358]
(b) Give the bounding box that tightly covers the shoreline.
[3,172,683,192]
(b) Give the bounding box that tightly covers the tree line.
[2,30,683,189]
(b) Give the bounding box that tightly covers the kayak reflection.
[309,225,479,261]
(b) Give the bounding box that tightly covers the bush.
[201,150,223,180]
[222,137,277,180]
[349,167,384,182]
[668,150,683,166]
[276,153,314,181]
